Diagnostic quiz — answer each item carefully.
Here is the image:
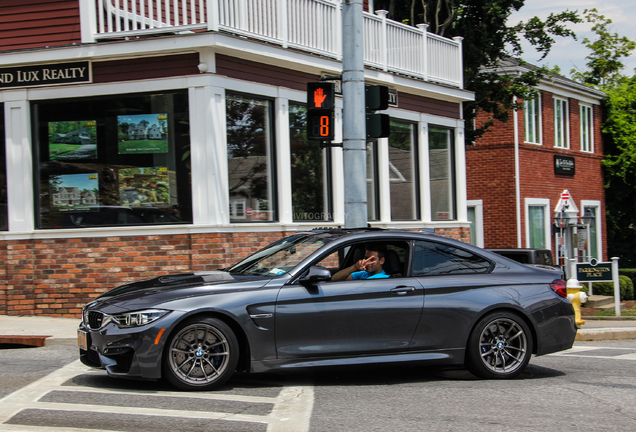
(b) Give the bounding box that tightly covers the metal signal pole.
[342,0,367,228]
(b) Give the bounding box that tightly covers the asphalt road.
[1,340,635,431]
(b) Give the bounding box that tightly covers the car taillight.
[550,279,567,298]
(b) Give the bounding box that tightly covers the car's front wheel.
[163,317,239,390]
[465,311,533,379]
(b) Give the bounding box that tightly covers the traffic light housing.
[365,84,390,139]
[307,82,335,141]
[365,84,390,111]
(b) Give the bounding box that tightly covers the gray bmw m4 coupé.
[78,228,576,390]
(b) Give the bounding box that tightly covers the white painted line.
[48,386,279,404]
[267,386,314,432]
[0,360,315,432]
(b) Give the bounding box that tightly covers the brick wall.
[467,90,607,260]
[0,227,469,317]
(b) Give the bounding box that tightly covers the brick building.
[466,59,607,269]
[0,1,474,317]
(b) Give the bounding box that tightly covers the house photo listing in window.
[226,93,276,223]
[32,91,192,229]
[289,103,332,222]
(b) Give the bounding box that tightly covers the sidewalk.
[1,314,635,346]
[0,315,80,346]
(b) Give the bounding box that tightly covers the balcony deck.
[80,0,463,88]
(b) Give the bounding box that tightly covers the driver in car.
[332,243,390,281]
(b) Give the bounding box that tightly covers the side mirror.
[299,266,332,286]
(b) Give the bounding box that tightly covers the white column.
[5,98,34,232]
[377,137,391,223]
[418,120,431,222]
[275,96,293,224]
[331,98,345,225]
[188,84,228,225]
[376,9,389,72]
[454,121,467,222]
[79,0,97,43]
[417,24,429,82]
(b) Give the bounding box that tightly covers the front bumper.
[78,311,184,380]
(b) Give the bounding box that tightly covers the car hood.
[89,271,274,312]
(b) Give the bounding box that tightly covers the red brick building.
[0,1,473,317]
[466,59,607,270]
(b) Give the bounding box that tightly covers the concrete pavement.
[1,314,635,346]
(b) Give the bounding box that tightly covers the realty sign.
[0,61,91,89]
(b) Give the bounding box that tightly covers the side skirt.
[250,349,465,373]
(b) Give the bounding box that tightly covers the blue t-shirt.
[350,270,389,279]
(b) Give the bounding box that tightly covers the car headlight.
[111,309,170,328]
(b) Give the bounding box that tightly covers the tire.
[163,317,239,390]
[465,311,533,379]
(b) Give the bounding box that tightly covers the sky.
[508,0,636,79]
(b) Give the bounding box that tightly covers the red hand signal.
[314,88,327,108]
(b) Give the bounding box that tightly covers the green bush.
[592,275,634,300]
[620,269,636,295]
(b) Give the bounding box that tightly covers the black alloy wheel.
[465,311,533,379]
[163,317,239,390]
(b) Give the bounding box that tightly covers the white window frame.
[524,94,542,144]
[554,97,569,149]
[467,200,484,248]
[580,104,594,153]
[524,198,551,250]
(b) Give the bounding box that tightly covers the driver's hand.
[355,257,375,271]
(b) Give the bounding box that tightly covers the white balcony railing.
[79,0,463,88]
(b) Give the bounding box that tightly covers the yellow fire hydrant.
[566,278,588,328]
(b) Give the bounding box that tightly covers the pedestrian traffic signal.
[307,82,335,110]
[307,111,334,140]
[307,82,336,141]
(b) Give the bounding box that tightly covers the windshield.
[226,233,335,276]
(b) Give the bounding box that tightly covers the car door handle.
[390,286,416,295]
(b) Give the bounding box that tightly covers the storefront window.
[33,91,192,229]
[429,126,455,221]
[289,104,332,222]
[389,120,419,220]
[227,93,276,222]
[0,104,6,231]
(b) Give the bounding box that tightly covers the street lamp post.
[553,190,595,279]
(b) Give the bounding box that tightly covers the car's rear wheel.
[163,317,239,390]
[465,311,533,379]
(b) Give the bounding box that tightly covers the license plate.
[77,329,88,351]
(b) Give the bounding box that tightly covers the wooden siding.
[217,54,461,119]
[216,54,318,92]
[0,0,81,52]
[92,54,200,83]
[398,93,460,120]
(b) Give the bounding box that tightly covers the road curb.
[576,328,636,341]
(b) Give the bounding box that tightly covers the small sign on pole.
[576,260,613,282]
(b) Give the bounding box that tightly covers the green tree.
[600,76,636,266]
[570,9,636,89]
[569,9,636,266]
[374,0,580,142]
